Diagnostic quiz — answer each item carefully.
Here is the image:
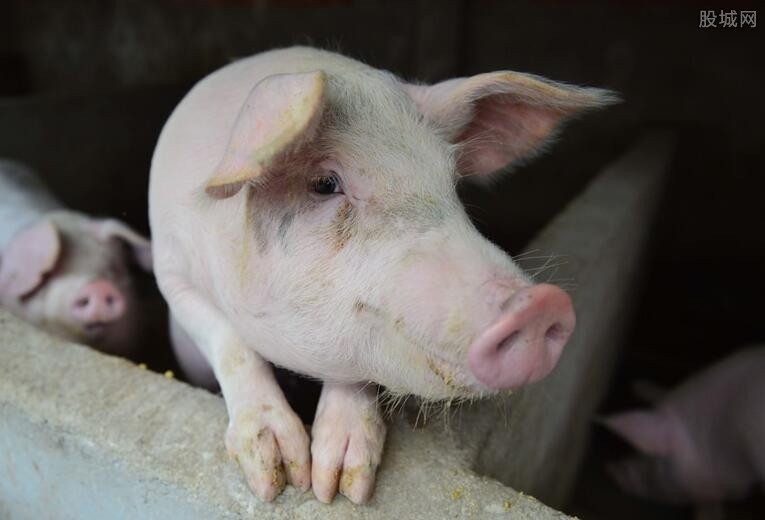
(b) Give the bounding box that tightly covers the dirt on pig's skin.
[427,357,455,387]
[339,464,374,497]
[271,467,282,487]
[219,349,248,378]
[330,199,356,252]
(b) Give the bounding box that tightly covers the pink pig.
[0,160,152,355]
[149,47,615,503]
[603,346,765,517]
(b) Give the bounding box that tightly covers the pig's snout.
[70,280,126,329]
[468,284,575,389]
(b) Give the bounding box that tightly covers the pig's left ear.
[95,219,153,272]
[601,410,673,457]
[406,72,618,177]
[0,220,61,300]
[205,70,328,199]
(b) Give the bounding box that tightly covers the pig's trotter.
[310,383,386,504]
[225,400,311,501]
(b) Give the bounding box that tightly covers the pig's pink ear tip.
[0,220,61,299]
[598,410,672,456]
[468,284,575,389]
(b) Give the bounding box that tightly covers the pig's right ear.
[601,410,673,457]
[94,219,153,272]
[0,220,61,300]
[205,70,328,199]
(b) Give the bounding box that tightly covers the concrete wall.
[0,133,672,517]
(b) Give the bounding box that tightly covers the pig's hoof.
[225,407,311,501]
[310,400,386,504]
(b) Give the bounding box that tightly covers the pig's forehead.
[322,72,457,191]
[47,212,125,269]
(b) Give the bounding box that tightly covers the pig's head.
[602,409,704,504]
[205,66,616,400]
[0,210,152,354]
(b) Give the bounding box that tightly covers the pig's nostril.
[105,295,115,306]
[545,323,565,344]
[496,331,519,353]
[75,297,89,308]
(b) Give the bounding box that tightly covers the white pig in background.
[150,46,616,504]
[603,346,765,517]
[0,159,152,355]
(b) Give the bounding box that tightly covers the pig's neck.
[0,166,62,248]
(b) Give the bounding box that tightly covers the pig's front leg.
[311,383,386,504]
[221,352,312,500]
[162,283,311,501]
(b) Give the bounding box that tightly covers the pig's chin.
[86,323,136,355]
[379,370,489,402]
[373,343,490,402]
[52,317,137,356]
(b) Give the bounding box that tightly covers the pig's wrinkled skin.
[603,347,765,517]
[149,47,615,504]
[0,160,152,355]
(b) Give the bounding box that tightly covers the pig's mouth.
[423,352,485,397]
[354,298,486,397]
[82,322,109,337]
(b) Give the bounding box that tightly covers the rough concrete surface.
[0,133,672,518]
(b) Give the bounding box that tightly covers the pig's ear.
[0,220,61,299]
[95,219,153,271]
[205,70,328,199]
[601,410,673,457]
[406,72,618,177]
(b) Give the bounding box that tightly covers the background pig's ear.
[406,72,618,177]
[95,219,153,271]
[600,410,672,456]
[205,70,328,199]
[0,220,61,299]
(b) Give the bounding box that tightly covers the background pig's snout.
[70,279,126,328]
[468,283,575,389]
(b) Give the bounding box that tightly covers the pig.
[149,46,615,504]
[603,346,765,517]
[0,159,152,355]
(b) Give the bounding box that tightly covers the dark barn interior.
[1,1,763,518]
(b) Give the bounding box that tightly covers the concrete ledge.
[0,315,565,519]
[0,133,673,518]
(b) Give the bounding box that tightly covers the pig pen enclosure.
[2,1,764,519]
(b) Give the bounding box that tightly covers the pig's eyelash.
[308,173,344,195]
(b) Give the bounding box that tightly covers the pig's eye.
[309,174,343,195]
